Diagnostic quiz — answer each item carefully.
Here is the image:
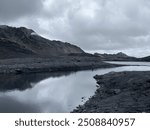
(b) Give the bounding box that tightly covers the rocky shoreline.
[73,71,150,113]
[0,55,122,74]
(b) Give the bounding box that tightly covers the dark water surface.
[0,62,150,113]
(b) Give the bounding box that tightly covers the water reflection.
[0,95,40,113]
[0,72,73,92]
[0,62,150,113]
[0,70,97,113]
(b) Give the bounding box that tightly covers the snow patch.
[31,32,38,36]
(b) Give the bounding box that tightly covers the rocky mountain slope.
[0,25,84,59]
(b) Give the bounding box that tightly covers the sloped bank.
[73,71,150,113]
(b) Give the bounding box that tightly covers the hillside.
[140,56,150,61]
[0,25,84,59]
[0,25,123,74]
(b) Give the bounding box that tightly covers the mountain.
[94,52,138,61]
[140,56,150,61]
[0,25,84,59]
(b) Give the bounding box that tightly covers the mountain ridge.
[94,52,138,61]
[0,25,84,59]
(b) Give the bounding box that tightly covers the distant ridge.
[140,56,150,61]
[94,52,138,61]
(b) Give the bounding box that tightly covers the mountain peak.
[116,52,128,57]
[0,25,36,38]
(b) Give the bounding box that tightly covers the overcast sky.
[0,0,150,57]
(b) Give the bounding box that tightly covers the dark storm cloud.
[0,0,150,57]
[0,0,43,21]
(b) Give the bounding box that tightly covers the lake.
[0,62,150,113]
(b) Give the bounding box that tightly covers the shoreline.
[0,56,122,74]
[73,71,150,113]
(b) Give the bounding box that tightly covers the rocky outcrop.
[0,25,84,59]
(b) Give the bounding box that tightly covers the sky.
[0,0,150,57]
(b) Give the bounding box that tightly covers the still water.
[0,62,150,113]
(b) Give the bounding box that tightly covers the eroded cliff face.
[0,25,84,59]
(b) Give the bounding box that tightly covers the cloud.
[0,0,43,21]
[0,0,150,57]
